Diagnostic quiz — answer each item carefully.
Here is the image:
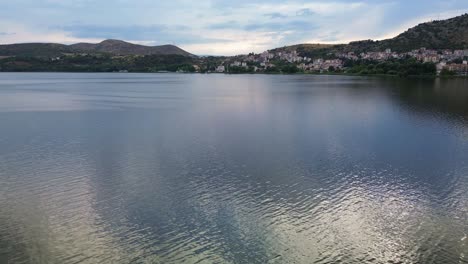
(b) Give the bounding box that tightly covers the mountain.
[69,39,193,56]
[0,39,194,57]
[272,13,468,56]
[376,13,468,51]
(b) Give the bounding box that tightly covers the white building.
[216,65,225,73]
[436,61,447,74]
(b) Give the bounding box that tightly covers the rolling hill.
[69,39,193,56]
[375,13,468,51]
[272,13,468,56]
[0,39,194,57]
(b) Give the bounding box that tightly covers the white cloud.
[250,1,366,15]
[304,2,392,44]
[0,20,101,44]
[181,30,287,55]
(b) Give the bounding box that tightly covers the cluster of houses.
[411,48,468,75]
[337,49,396,61]
[211,47,468,75]
[436,61,468,75]
[336,48,468,75]
[336,48,468,62]
[298,59,343,72]
[215,50,344,73]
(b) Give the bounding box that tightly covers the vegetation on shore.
[0,54,197,73]
[0,54,443,78]
[343,59,436,77]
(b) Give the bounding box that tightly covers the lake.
[0,73,467,264]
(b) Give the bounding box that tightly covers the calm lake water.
[0,73,467,264]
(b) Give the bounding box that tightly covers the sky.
[0,0,467,55]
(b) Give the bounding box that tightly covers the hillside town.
[210,47,468,76]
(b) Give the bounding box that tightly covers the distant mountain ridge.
[70,39,193,56]
[0,39,194,57]
[270,13,468,56]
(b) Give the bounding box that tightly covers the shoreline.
[1,71,467,79]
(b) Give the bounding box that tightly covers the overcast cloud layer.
[1,0,467,55]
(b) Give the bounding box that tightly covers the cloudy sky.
[0,0,467,55]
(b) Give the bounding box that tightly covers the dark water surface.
[0,73,467,264]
